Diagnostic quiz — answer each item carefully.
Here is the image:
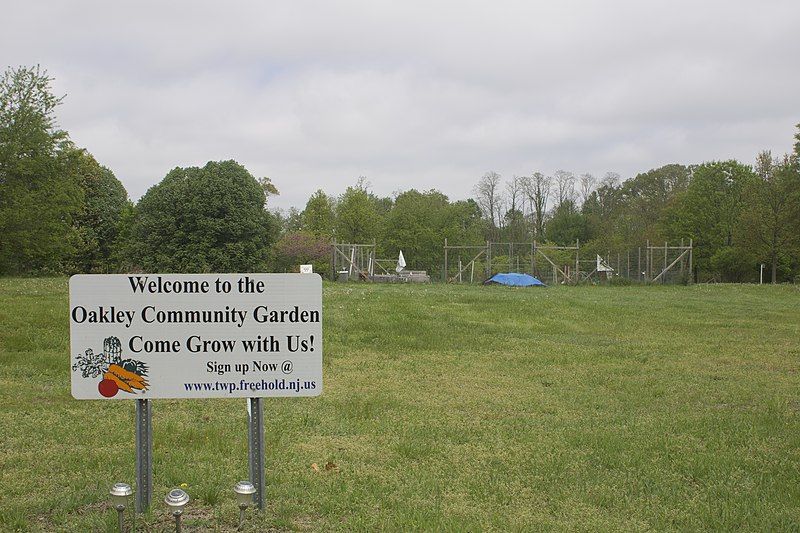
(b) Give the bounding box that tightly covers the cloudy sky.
[3,1,799,209]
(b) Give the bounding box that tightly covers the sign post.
[135,398,152,512]
[69,274,322,514]
[248,397,266,509]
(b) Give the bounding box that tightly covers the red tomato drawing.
[98,378,119,398]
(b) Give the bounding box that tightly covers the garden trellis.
[444,239,694,284]
[444,239,581,284]
[330,241,376,281]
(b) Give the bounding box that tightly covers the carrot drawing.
[104,371,135,393]
[73,337,150,396]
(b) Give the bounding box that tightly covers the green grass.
[1,279,799,531]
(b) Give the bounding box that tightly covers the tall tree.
[382,189,449,273]
[553,170,575,207]
[738,151,800,282]
[130,160,276,272]
[110,200,137,272]
[546,199,587,245]
[581,179,623,248]
[67,148,128,273]
[624,164,692,244]
[302,189,336,237]
[504,175,526,240]
[335,183,381,243]
[0,65,83,274]
[281,207,304,234]
[582,165,690,250]
[600,172,621,189]
[382,190,484,274]
[474,171,503,227]
[665,160,756,281]
[578,173,595,206]
[524,172,551,238]
[447,199,486,245]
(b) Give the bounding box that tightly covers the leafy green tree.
[0,65,83,274]
[582,180,624,248]
[582,164,691,253]
[371,194,393,218]
[129,160,276,272]
[275,206,303,235]
[447,199,486,245]
[381,189,446,273]
[335,184,381,243]
[665,160,756,281]
[738,152,800,282]
[502,207,526,240]
[110,200,137,272]
[624,164,691,242]
[66,148,128,272]
[302,189,335,237]
[381,190,485,274]
[707,246,758,283]
[546,199,587,245]
[501,176,527,240]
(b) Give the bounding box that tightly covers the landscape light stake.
[234,481,257,530]
[109,482,133,532]
[164,488,189,532]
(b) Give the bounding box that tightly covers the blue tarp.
[485,273,546,287]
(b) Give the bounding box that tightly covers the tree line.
[0,66,278,275]
[2,65,799,282]
[273,144,800,283]
[467,153,800,282]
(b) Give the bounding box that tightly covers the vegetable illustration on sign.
[72,336,149,397]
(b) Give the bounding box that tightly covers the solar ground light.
[164,488,190,532]
[109,482,133,532]
[233,481,257,530]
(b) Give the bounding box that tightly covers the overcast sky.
[3,1,799,210]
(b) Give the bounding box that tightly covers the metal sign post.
[135,398,152,513]
[248,397,266,509]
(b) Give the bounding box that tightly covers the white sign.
[396,250,406,273]
[300,264,313,274]
[70,274,322,399]
[597,254,614,272]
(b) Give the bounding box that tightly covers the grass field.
[1,279,799,531]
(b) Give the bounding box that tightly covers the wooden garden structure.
[444,239,694,284]
[330,242,430,282]
[443,239,581,285]
[330,241,376,281]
